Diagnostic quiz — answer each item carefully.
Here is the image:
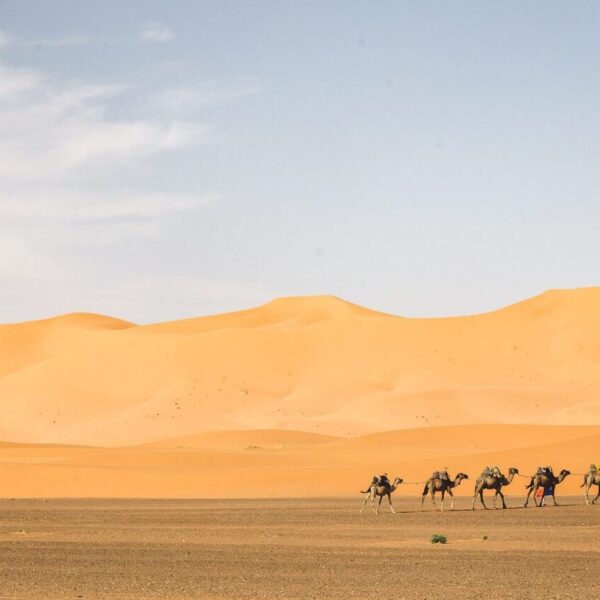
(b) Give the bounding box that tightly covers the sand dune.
[0,425,597,498]
[1,287,599,447]
[0,287,599,496]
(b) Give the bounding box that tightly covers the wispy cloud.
[0,31,259,322]
[140,22,176,43]
[149,82,259,114]
[0,64,205,183]
[0,53,212,301]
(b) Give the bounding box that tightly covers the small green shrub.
[430,533,447,544]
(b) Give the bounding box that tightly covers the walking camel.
[472,467,519,510]
[421,472,469,511]
[360,477,403,514]
[524,469,571,507]
[581,467,600,505]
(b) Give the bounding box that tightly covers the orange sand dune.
[1,287,599,448]
[1,287,600,497]
[0,425,597,498]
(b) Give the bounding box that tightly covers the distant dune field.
[0,288,599,497]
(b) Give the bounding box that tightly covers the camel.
[421,472,469,511]
[360,477,403,514]
[524,469,571,507]
[472,467,519,510]
[581,468,600,505]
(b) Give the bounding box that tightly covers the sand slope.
[1,287,599,446]
[0,288,599,496]
[0,425,597,497]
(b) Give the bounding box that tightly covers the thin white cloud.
[149,82,259,113]
[0,38,259,322]
[0,63,43,98]
[140,22,176,43]
[0,65,205,182]
[0,55,213,297]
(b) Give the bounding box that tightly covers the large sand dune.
[0,287,599,497]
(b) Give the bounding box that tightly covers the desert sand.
[0,287,599,497]
[1,498,598,599]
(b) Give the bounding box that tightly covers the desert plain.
[1,497,598,599]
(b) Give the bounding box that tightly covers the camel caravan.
[360,464,600,514]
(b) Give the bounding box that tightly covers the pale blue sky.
[1,1,599,322]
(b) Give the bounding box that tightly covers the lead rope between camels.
[515,471,588,479]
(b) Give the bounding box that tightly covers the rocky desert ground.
[1,497,598,599]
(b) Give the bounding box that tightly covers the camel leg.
[551,489,558,506]
[431,490,436,510]
[584,483,590,505]
[592,486,600,505]
[360,492,371,513]
[524,486,533,507]
[497,489,506,509]
[376,495,383,515]
[447,488,455,510]
[440,490,445,512]
[387,493,395,514]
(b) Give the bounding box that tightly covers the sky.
[0,1,599,323]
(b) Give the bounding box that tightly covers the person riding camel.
[376,473,390,486]
[537,465,554,478]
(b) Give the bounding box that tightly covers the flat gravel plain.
[0,497,598,599]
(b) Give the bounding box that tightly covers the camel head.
[508,467,519,475]
[456,472,469,481]
[559,469,571,478]
[393,477,403,486]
